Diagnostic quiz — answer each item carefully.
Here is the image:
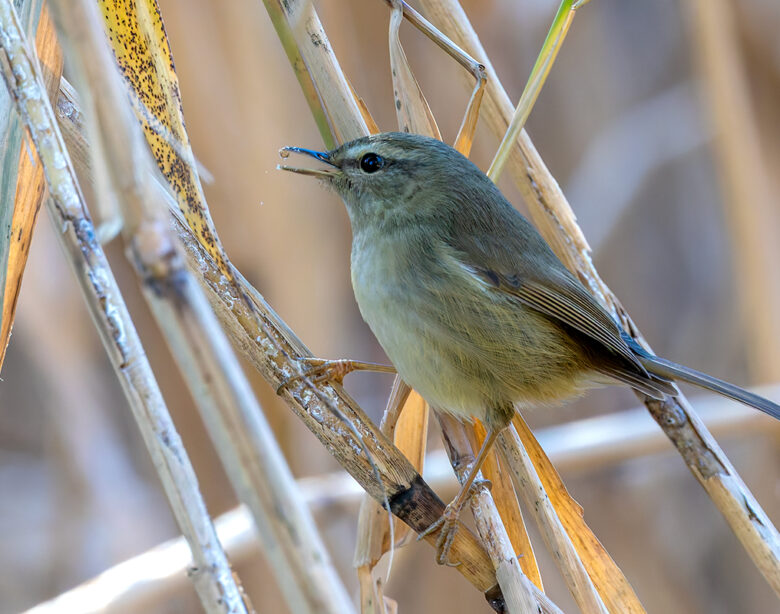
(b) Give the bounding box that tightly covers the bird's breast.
[349,230,495,419]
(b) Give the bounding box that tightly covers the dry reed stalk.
[47,2,355,613]
[472,422,543,590]
[497,425,608,614]
[437,414,561,614]
[686,0,780,382]
[0,3,249,612]
[0,0,52,370]
[24,384,778,613]
[417,0,780,596]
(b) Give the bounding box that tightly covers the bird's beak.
[277,146,339,178]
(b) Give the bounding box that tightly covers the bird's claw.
[276,358,352,394]
[276,358,395,394]
[416,478,492,566]
[417,501,464,566]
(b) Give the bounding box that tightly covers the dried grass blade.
[388,0,440,138]
[0,4,60,371]
[384,0,485,154]
[473,421,543,591]
[452,75,485,157]
[513,415,646,613]
[347,78,381,135]
[497,424,609,614]
[0,0,41,325]
[488,0,578,180]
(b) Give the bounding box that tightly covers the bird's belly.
[359,292,486,418]
[351,238,595,422]
[351,248,487,420]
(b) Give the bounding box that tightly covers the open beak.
[277,146,339,178]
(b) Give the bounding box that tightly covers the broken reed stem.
[437,415,561,614]
[497,426,608,614]
[0,3,248,613]
[47,2,356,613]
[418,0,780,595]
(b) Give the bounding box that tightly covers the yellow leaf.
[1,6,63,371]
[97,0,231,277]
[473,420,544,590]
[513,414,646,614]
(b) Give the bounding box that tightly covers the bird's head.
[279,132,485,229]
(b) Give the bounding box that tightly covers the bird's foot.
[276,358,395,394]
[417,478,492,567]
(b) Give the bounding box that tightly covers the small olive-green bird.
[280,132,780,560]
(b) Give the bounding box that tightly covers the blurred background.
[1,0,779,612]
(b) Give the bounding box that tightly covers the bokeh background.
[2,0,780,612]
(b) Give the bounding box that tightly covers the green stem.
[487,0,581,181]
[260,0,336,150]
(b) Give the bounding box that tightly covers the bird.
[279,131,780,564]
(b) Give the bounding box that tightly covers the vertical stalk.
[0,2,248,612]
[48,1,357,612]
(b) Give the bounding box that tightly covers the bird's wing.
[483,266,642,368]
[448,229,644,371]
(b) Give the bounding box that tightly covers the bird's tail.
[639,354,780,421]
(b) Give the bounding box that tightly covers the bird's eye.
[359,152,384,173]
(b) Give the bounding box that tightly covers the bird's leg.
[276,358,396,394]
[418,428,499,566]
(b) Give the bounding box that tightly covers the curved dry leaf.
[388,0,440,139]
[473,420,544,591]
[513,415,646,614]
